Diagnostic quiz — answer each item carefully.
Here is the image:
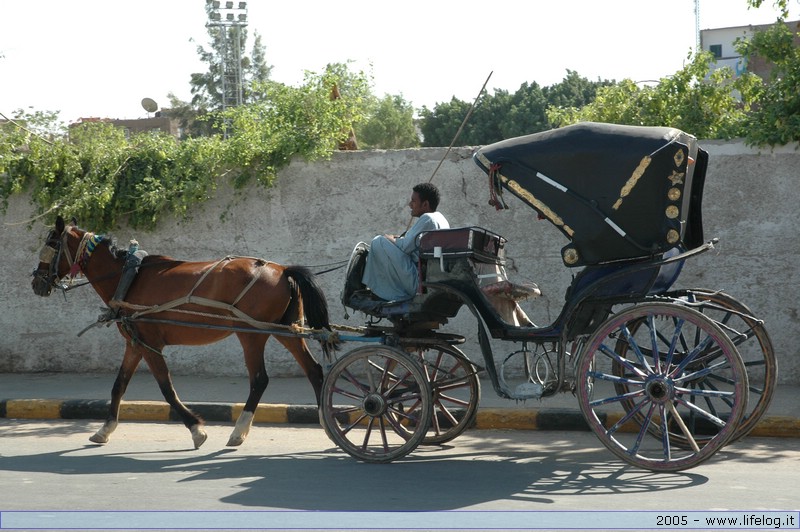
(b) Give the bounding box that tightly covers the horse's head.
[31,216,80,297]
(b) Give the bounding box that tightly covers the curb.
[2,399,799,438]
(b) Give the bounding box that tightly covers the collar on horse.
[68,231,103,278]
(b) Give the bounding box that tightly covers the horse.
[31,216,334,449]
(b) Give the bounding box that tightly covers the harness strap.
[111,256,281,331]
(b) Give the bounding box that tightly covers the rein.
[310,260,348,276]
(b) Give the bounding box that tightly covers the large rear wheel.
[668,289,776,442]
[575,303,748,472]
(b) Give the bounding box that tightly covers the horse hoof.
[191,427,208,449]
[226,435,245,447]
[89,433,109,444]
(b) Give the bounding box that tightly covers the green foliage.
[221,65,370,184]
[419,71,615,146]
[735,20,800,145]
[746,0,791,19]
[190,26,272,112]
[0,68,370,231]
[547,52,757,139]
[356,94,420,149]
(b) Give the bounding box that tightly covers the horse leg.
[140,348,207,449]
[89,343,142,444]
[274,335,324,407]
[227,333,270,447]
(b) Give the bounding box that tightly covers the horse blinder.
[31,229,63,297]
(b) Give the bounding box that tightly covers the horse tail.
[283,265,330,329]
[282,265,337,354]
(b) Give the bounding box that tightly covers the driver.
[361,183,449,301]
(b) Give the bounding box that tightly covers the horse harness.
[37,226,340,355]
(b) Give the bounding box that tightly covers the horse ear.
[69,216,78,226]
[55,216,65,234]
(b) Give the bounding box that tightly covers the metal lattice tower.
[695,0,701,51]
[206,1,248,114]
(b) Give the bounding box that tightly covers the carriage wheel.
[319,345,432,463]
[575,303,748,472]
[671,289,776,442]
[402,343,481,445]
[614,290,776,445]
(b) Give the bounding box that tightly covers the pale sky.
[1,0,798,124]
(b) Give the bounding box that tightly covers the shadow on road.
[0,423,725,511]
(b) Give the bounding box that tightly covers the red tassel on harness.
[488,163,507,211]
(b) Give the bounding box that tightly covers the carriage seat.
[418,226,506,265]
[418,226,540,302]
[418,227,540,327]
[342,227,540,326]
[340,237,463,324]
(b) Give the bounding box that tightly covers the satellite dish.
[141,97,158,114]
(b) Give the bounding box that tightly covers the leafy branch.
[1,69,369,231]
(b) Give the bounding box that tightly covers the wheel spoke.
[577,303,747,471]
[319,346,432,463]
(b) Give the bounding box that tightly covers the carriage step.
[511,382,544,400]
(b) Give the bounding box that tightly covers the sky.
[1,0,798,124]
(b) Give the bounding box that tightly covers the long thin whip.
[426,70,493,183]
[401,71,493,233]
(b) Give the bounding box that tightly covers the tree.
[0,65,374,230]
[746,0,792,18]
[418,98,473,147]
[547,51,759,139]
[501,82,549,138]
[189,20,272,112]
[218,64,372,186]
[418,71,615,146]
[545,70,616,109]
[736,0,800,145]
[356,94,420,149]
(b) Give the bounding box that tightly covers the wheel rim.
[320,345,432,463]
[402,343,481,445]
[576,303,748,472]
[613,290,776,445]
[671,289,776,442]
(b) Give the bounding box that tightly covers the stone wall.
[2,140,798,383]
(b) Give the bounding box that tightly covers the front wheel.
[319,345,432,463]
[575,303,748,472]
[402,342,481,445]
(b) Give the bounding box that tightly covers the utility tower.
[206,1,248,113]
[694,0,701,51]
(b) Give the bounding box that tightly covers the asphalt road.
[1,419,798,531]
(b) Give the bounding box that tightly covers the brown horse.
[31,216,333,449]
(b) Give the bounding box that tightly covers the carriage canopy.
[473,122,708,267]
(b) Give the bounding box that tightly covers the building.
[700,19,800,79]
[70,112,183,139]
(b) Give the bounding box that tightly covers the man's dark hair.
[413,182,441,211]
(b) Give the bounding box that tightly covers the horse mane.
[66,220,181,268]
[103,236,128,260]
[98,234,175,263]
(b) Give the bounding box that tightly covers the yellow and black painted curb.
[2,399,799,438]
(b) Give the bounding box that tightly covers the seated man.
[362,182,449,301]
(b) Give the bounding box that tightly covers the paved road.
[1,419,798,531]
[2,374,799,437]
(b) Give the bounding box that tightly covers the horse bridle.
[32,226,94,296]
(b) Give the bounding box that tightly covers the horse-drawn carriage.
[325,122,776,472]
[32,122,775,472]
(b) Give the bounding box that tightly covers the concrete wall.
[2,140,798,384]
